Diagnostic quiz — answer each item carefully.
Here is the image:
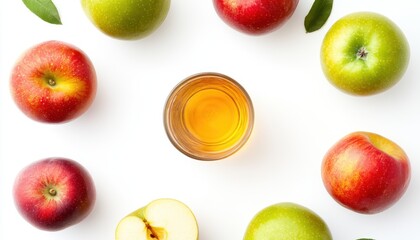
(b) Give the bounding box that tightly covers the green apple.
[321,12,410,96]
[244,202,332,240]
[115,198,198,240]
[81,0,170,40]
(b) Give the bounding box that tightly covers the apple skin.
[244,202,332,240]
[213,0,299,35]
[81,0,170,40]
[10,40,97,123]
[322,131,411,214]
[115,198,198,240]
[13,157,96,231]
[321,12,410,96]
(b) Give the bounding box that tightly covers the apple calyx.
[46,77,57,87]
[356,47,368,60]
[42,72,58,87]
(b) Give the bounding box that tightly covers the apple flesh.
[244,202,332,240]
[322,131,411,214]
[115,198,198,240]
[81,0,170,40]
[10,40,97,123]
[213,0,299,35]
[13,157,96,231]
[321,12,410,96]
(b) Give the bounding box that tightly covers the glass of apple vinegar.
[164,72,254,160]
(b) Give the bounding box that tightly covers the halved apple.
[115,198,199,240]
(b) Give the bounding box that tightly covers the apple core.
[144,221,165,240]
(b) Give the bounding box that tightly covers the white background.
[0,0,419,239]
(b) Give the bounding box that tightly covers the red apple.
[213,0,299,35]
[13,157,96,231]
[10,40,97,123]
[321,131,411,214]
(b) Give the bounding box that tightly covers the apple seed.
[143,219,165,240]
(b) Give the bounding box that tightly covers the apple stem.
[48,188,57,196]
[356,47,368,60]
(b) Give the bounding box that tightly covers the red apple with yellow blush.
[10,40,97,123]
[322,131,411,214]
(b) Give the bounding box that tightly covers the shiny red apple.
[10,40,97,123]
[13,157,96,231]
[213,0,299,35]
[322,131,411,214]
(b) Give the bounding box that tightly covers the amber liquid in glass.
[164,73,254,160]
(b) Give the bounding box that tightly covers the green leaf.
[304,0,333,33]
[22,0,62,25]
[356,239,375,240]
